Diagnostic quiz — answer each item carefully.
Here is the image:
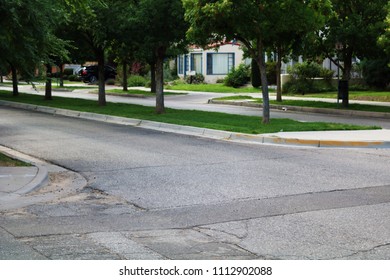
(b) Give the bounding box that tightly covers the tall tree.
[306,0,388,105]
[134,0,188,114]
[184,0,330,123]
[70,0,119,106]
[0,0,66,96]
[265,0,329,102]
[378,4,390,56]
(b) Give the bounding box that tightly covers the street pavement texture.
[0,106,389,260]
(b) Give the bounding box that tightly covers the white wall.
[178,44,246,84]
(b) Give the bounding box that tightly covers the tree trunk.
[276,46,283,102]
[341,48,353,108]
[123,61,128,92]
[155,47,166,114]
[11,64,18,96]
[97,48,106,106]
[256,41,270,124]
[45,64,52,100]
[150,62,156,93]
[59,63,64,87]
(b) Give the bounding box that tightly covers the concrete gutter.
[1,100,390,148]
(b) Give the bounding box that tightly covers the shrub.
[288,61,322,80]
[127,75,148,87]
[284,62,335,94]
[106,78,116,85]
[68,75,81,81]
[185,73,204,84]
[224,64,250,88]
[362,58,390,89]
[320,68,335,81]
[63,68,74,76]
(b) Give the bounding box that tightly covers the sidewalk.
[0,145,86,211]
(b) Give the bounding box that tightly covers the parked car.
[78,65,117,83]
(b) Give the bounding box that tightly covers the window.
[178,55,184,74]
[207,53,235,75]
[190,53,203,74]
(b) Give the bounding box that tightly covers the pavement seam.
[1,100,389,148]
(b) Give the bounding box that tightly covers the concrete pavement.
[0,145,86,211]
[1,84,389,209]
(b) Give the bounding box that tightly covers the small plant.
[285,62,335,94]
[224,64,250,88]
[127,75,148,87]
[185,73,205,84]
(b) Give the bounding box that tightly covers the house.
[177,42,248,83]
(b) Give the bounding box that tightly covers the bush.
[320,68,335,81]
[284,62,335,94]
[185,73,204,84]
[63,68,74,76]
[288,61,322,80]
[127,75,148,87]
[224,64,250,88]
[68,75,81,81]
[362,59,390,89]
[106,78,116,85]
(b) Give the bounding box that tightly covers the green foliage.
[288,61,322,80]
[127,75,148,87]
[224,64,250,88]
[68,75,81,81]
[362,59,390,89]
[0,0,69,78]
[185,74,205,84]
[285,62,336,93]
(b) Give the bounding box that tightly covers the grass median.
[213,95,390,113]
[0,153,30,167]
[165,83,266,93]
[0,90,380,134]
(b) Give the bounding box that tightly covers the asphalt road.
[1,106,390,260]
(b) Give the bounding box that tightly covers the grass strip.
[0,91,379,134]
[269,100,390,113]
[0,153,31,167]
[290,91,390,102]
[165,83,267,93]
[105,89,188,96]
[213,95,390,113]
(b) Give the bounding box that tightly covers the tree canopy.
[183,0,330,123]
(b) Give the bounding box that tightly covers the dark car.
[78,65,117,83]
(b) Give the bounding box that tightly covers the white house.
[177,43,247,83]
[177,42,346,84]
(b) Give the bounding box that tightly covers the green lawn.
[213,95,390,113]
[0,153,30,167]
[0,90,380,134]
[105,89,188,96]
[165,83,265,93]
[290,91,390,102]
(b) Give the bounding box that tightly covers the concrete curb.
[1,100,389,149]
[0,146,49,195]
[208,99,390,119]
[229,134,389,148]
[0,145,87,211]
[13,164,49,195]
